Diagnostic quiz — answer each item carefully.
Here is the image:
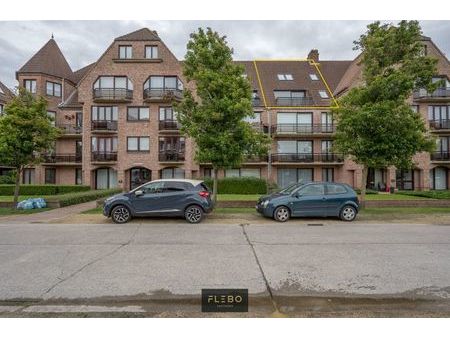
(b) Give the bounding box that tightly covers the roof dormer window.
[309,74,319,81]
[318,90,329,98]
[145,45,158,59]
[277,74,293,81]
[119,45,133,59]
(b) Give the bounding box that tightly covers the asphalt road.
[0,221,449,316]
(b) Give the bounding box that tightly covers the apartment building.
[9,28,450,190]
[0,80,15,176]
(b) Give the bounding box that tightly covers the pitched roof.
[59,88,81,109]
[72,63,96,84]
[317,60,353,92]
[17,38,74,81]
[0,80,14,103]
[115,28,160,41]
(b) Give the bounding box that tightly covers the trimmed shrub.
[47,188,122,207]
[203,177,268,194]
[0,184,90,196]
[397,190,450,199]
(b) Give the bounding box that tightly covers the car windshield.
[279,182,304,194]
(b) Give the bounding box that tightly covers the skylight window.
[309,74,319,80]
[277,74,293,81]
[318,90,329,98]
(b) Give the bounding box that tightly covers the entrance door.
[130,167,151,190]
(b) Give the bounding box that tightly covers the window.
[161,167,185,179]
[225,168,260,178]
[0,104,3,115]
[274,90,305,98]
[22,168,35,184]
[242,74,248,79]
[94,76,133,90]
[159,107,177,121]
[430,167,448,190]
[91,106,118,121]
[299,184,325,196]
[432,76,450,88]
[165,181,190,192]
[95,168,117,189]
[127,137,150,152]
[203,168,212,178]
[46,81,61,97]
[318,90,329,98]
[145,76,183,91]
[47,111,56,126]
[277,74,293,80]
[428,106,450,122]
[309,74,319,80]
[277,168,313,188]
[75,168,82,185]
[326,184,348,195]
[243,112,261,124]
[91,137,118,152]
[142,181,165,194]
[145,45,158,59]
[119,45,132,59]
[127,107,149,121]
[411,105,419,113]
[24,80,36,93]
[45,168,56,184]
[322,168,334,182]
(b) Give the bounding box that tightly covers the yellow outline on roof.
[252,59,339,109]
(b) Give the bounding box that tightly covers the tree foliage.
[176,28,271,201]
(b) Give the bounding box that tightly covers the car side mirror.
[135,190,144,197]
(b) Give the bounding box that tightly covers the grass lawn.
[0,207,50,216]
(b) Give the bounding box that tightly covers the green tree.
[334,21,437,207]
[176,28,271,203]
[0,88,60,207]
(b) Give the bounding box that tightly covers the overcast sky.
[0,20,449,88]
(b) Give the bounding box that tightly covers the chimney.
[308,49,319,63]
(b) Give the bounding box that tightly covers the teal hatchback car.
[256,182,359,222]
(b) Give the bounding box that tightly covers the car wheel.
[185,205,203,224]
[340,205,357,221]
[274,206,290,222]
[111,205,131,224]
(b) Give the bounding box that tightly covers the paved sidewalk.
[0,201,97,224]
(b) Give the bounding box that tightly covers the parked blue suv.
[103,179,213,224]
[256,182,359,222]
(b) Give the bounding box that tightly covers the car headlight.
[262,200,269,208]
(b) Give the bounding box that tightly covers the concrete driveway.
[0,221,449,316]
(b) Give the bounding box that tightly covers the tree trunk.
[359,165,368,209]
[13,168,21,209]
[212,168,219,205]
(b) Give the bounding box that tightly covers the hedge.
[47,188,123,207]
[396,190,450,200]
[203,177,268,194]
[0,184,91,196]
[354,188,379,195]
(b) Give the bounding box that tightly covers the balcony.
[91,152,117,162]
[159,120,181,131]
[413,88,450,101]
[56,123,82,136]
[271,153,344,163]
[273,123,335,135]
[43,153,82,164]
[252,97,262,107]
[93,88,133,102]
[143,88,183,103]
[430,152,450,161]
[429,120,450,131]
[275,96,314,107]
[91,120,118,132]
[158,151,185,162]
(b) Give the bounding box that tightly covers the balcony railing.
[158,151,185,162]
[43,153,82,163]
[275,96,314,107]
[159,120,180,131]
[414,88,450,99]
[273,123,335,134]
[93,88,133,101]
[271,153,344,163]
[56,123,82,135]
[91,120,118,132]
[430,152,450,161]
[91,152,118,162]
[429,120,450,130]
[143,88,183,102]
[252,97,262,106]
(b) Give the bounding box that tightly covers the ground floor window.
[161,167,185,179]
[22,168,35,185]
[95,168,118,189]
[75,168,82,185]
[225,168,261,178]
[367,168,386,191]
[277,168,313,188]
[322,168,334,182]
[130,167,151,190]
[396,169,414,190]
[45,168,56,184]
[430,167,448,190]
[203,168,212,178]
